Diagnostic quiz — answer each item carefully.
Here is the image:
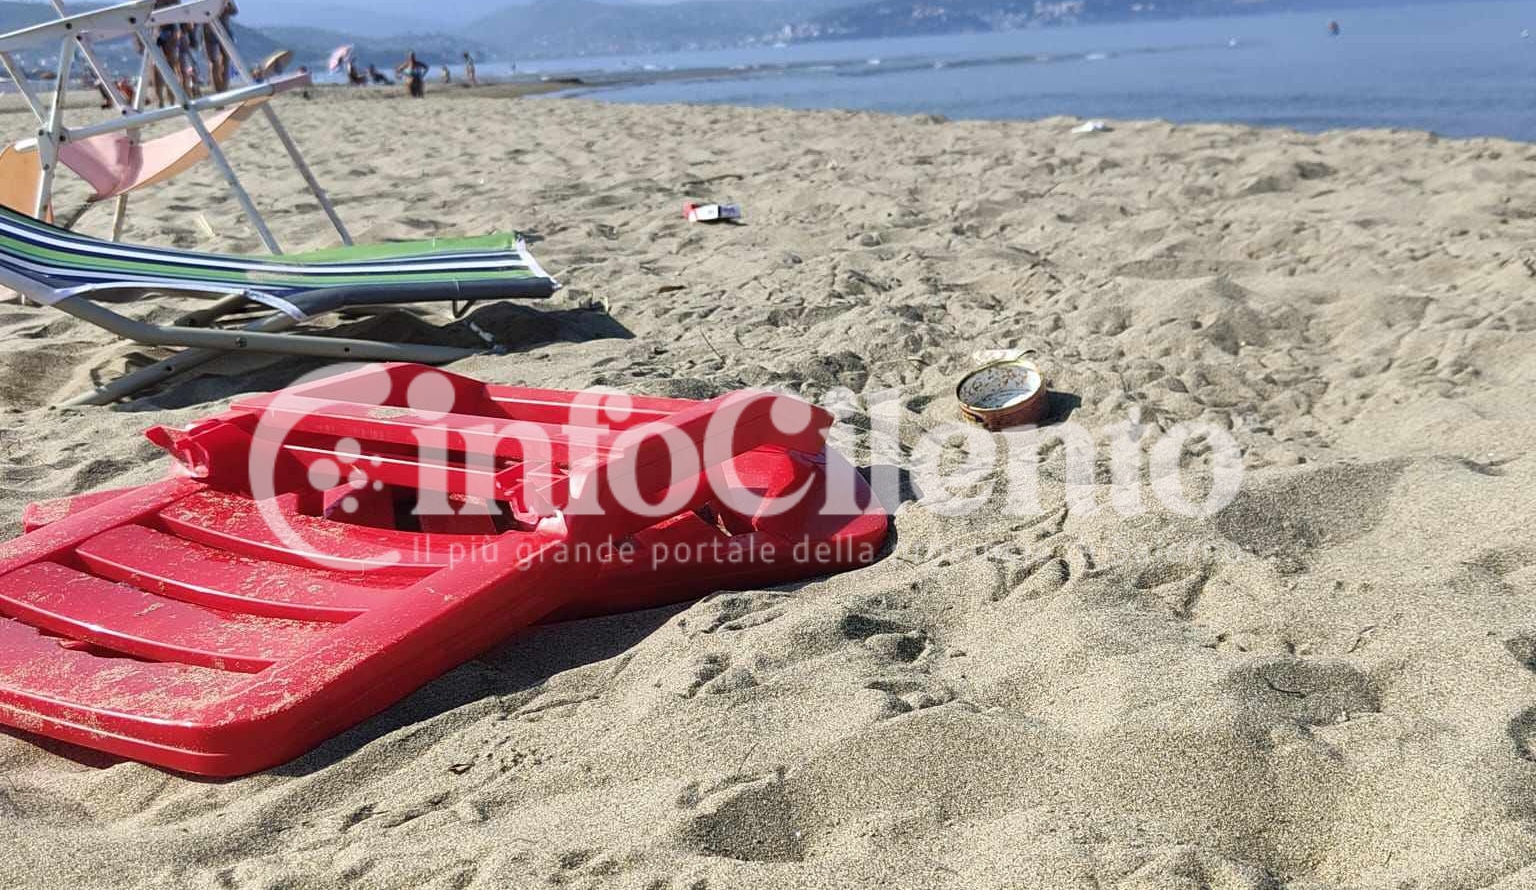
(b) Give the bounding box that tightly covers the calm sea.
[496,0,1535,142]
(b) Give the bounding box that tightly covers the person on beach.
[463,52,477,87]
[368,64,393,85]
[347,59,367,86]
[176,24,201,98]
[149,0,180,107]
[396,51,428,98]
[201,0,238,93]
[441,66,452,85]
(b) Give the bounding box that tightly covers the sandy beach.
[3,86,1536,888]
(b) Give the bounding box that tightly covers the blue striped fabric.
[0,204,558,302]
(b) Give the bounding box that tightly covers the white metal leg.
[0,52,47,121]
[136,25,283,254]
[255,105,354,246]
[33,139,56,221]
[33,39,76,221]
[110,50,154,242]
[45,39,73,129]
[209,20,353,246]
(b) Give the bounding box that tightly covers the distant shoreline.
[0,80,577,118]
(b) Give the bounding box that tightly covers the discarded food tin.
[957,357,1050,430]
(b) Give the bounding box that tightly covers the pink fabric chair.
[0,0,346,253]
[57,101,264,203]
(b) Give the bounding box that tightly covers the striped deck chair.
[0,204,559,406]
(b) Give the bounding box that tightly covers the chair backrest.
[59,100,267,202]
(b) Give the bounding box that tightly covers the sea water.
[498,0,1535,142]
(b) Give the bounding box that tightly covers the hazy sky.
[230,0,750,30]
[15,0,784,34]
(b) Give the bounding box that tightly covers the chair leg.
[53,297,474,361]
[205,18,353,248]
[65,305,305,407]
[175,292,257,328]
[134,26,283,255]
[57,299,478,406]
[64,345,232,407]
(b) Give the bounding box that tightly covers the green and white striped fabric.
[0,205,559,318]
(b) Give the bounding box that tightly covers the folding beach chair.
[0,204,559,405]
[0,363,890,775]
[0,0,348,252]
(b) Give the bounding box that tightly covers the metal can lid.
[956,358,1049,430]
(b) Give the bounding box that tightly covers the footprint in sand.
[1225,656,1380,742]
[835,611,934,666]
[1213,460,1406,565]
[1112,256,1260,280]
[862,677,955,719]
[1505,636,1536,762]
[1459,547,1536,586]
[679,592,787,635]
[1118,846,1283,890]
[395,216,439,233]
[544,847,629,885]
[1131,560,1211,619]
[671,770,805,863]
[863,631,928,663]
[994,541,1092,603]
[658,652,759,698]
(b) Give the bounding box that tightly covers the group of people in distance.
[122,0,482,106]
[349,51,478,99]
[345,60,397,87]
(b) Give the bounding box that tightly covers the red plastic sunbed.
[0,364,887,776]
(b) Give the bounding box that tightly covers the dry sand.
[3,86,1536,889]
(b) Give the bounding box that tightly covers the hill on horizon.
[465,0,860,59]
[0,0,1497,72]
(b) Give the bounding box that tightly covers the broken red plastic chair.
[0,364,887,776]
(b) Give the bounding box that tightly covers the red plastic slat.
[247,396,620,465]
[0,563,328,672]
[158,489,494,572]
[0,478,200,579]
[21,488,129,533]
[285,443,513,498]
[0,616,248,720]
[77,525,396,621]
[284,445,571,517]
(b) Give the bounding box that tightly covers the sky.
[16,0,794,35]
[230,0,749,31]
